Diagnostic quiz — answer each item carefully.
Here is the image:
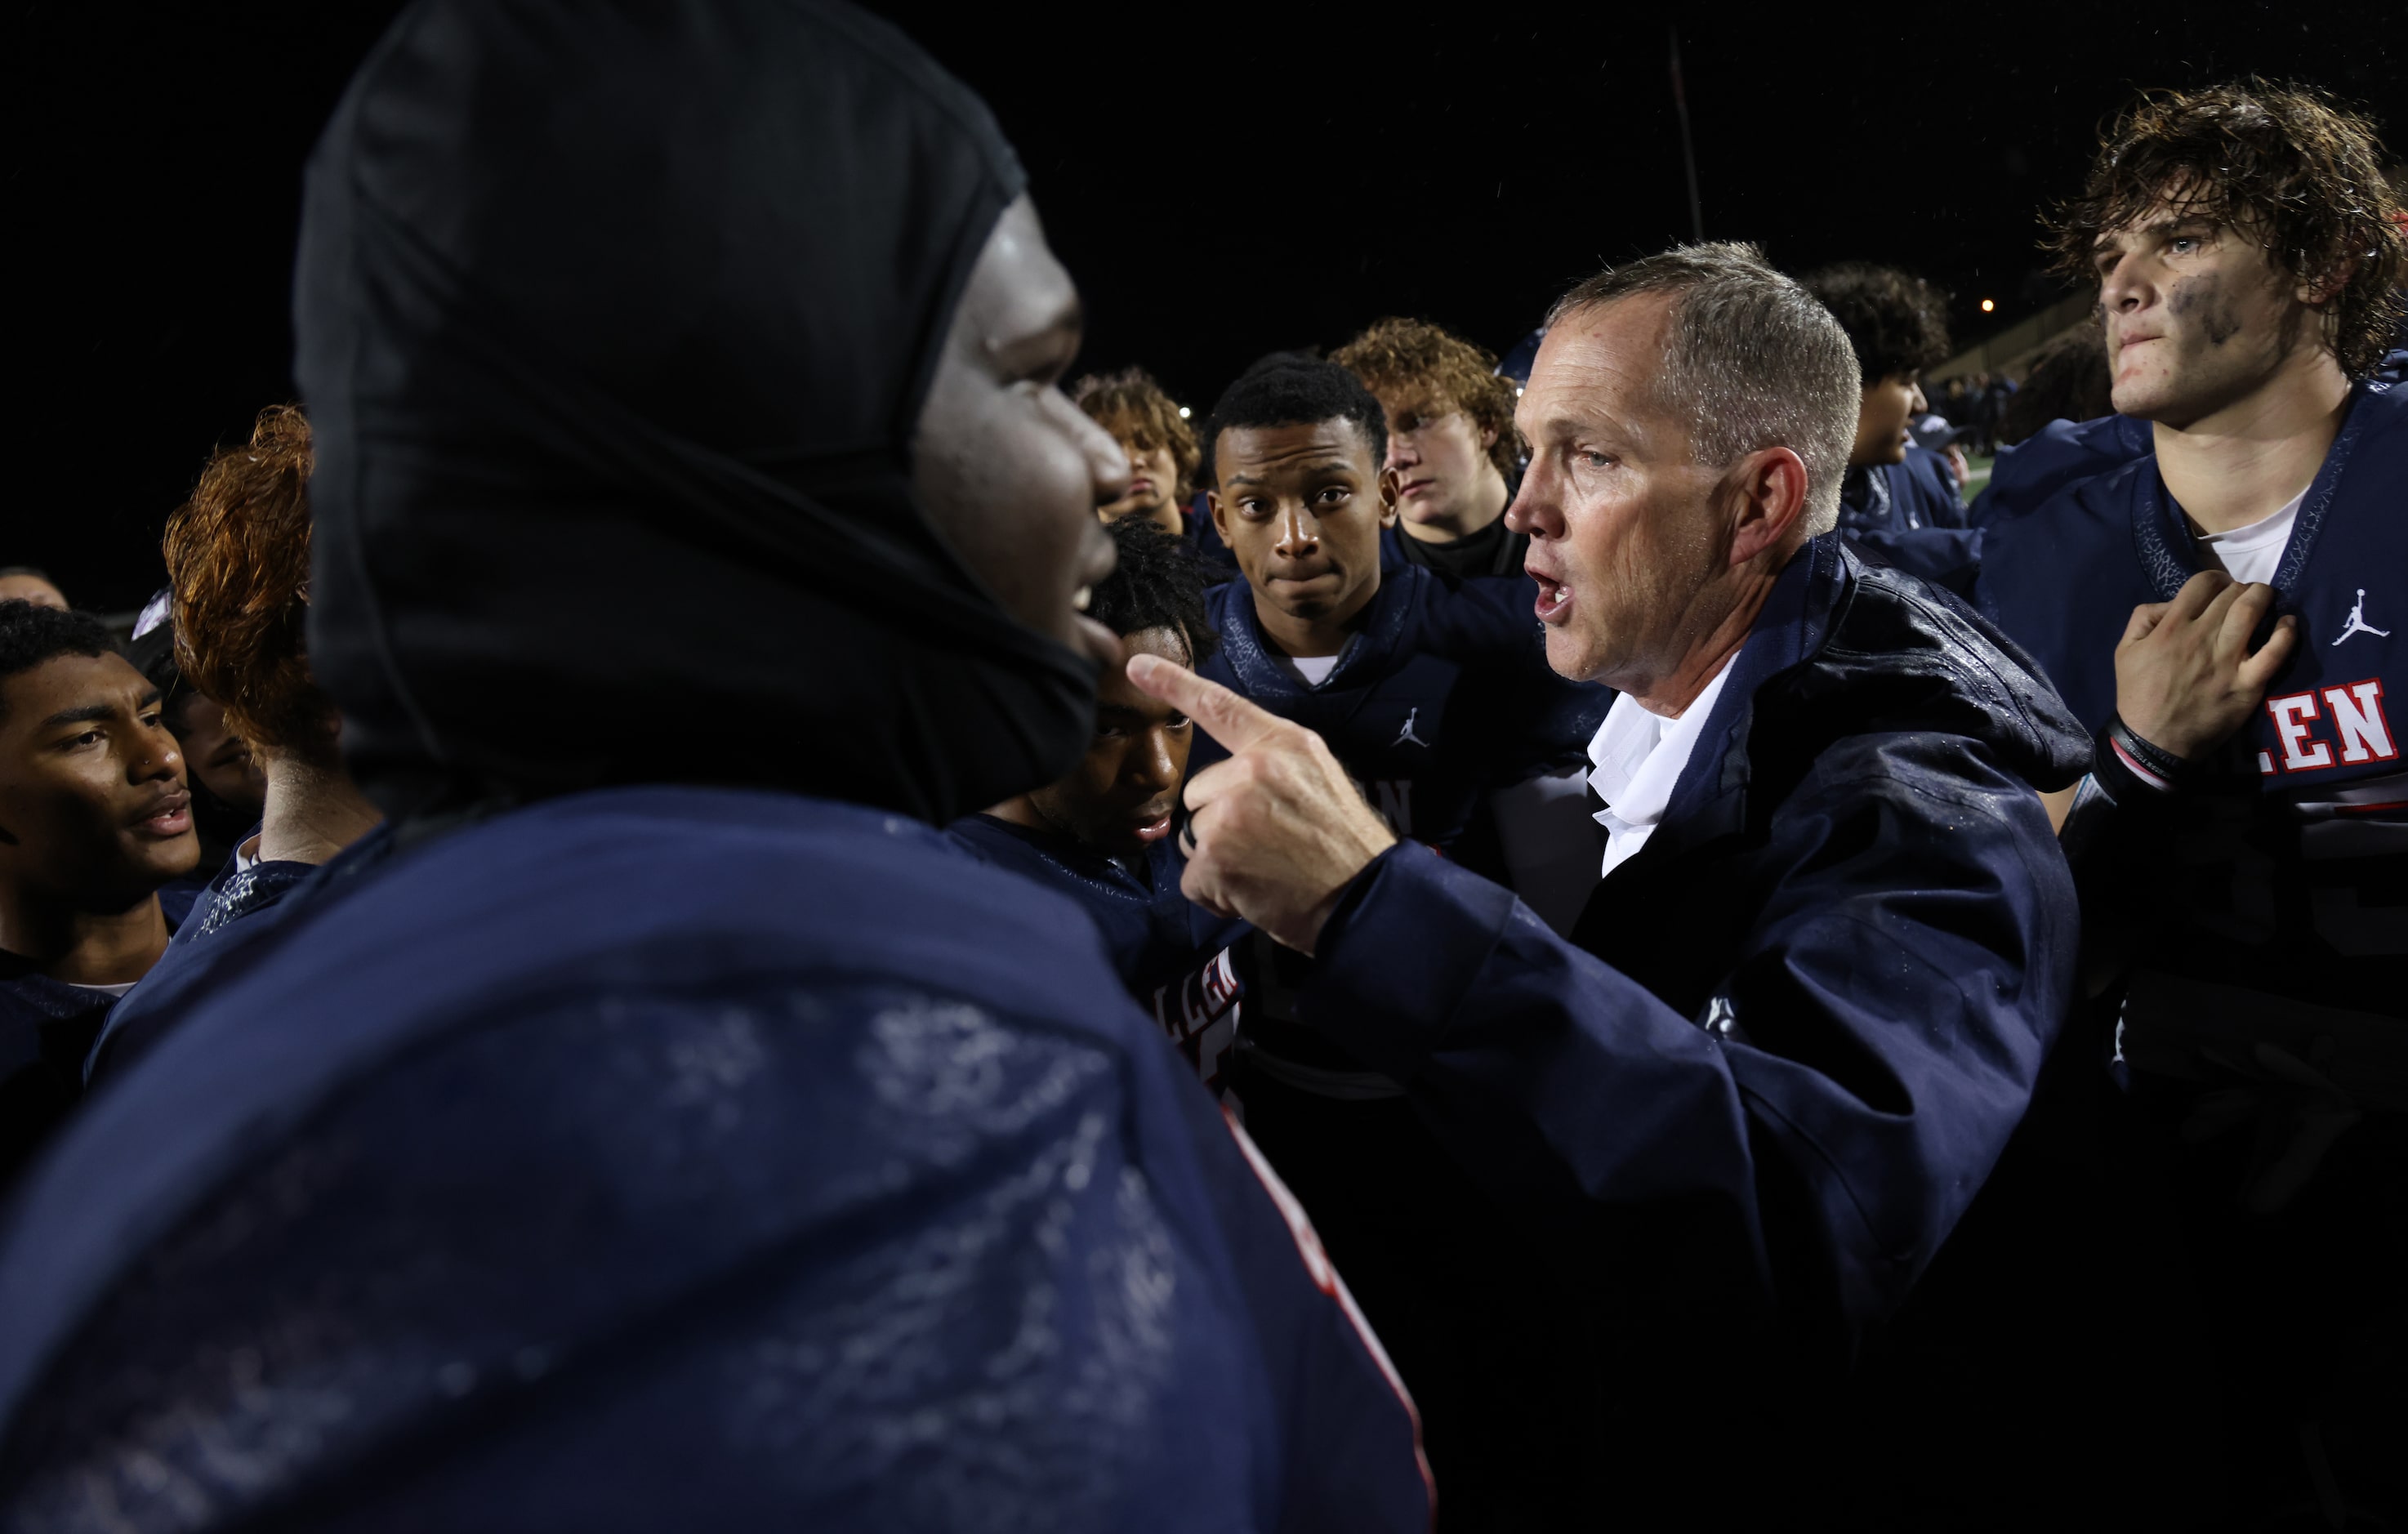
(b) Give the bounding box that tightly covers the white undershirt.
[1284,653,1342,688]
[2194,485,2304,586]
[65,979,137,999]
[1587,660,1736,879]
[1273,635,1355,690]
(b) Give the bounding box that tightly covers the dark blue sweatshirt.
[0,788,1430,1530]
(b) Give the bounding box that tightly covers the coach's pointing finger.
[1127,651,1397,954]
[1126,651,1282,753]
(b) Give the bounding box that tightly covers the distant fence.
[1927,292,2098,385]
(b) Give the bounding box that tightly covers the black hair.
[1799,263,1953,385]
[0,601,119,722]
[1998,327,2115,446]
[1090,517,1219,666]
[1198,355,1389,485]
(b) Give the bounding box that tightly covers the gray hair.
[1546,243,1859,537]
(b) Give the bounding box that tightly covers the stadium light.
[1980,298,1996,313]
[1178,406,1190,418]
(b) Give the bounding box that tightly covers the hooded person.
[0,3,1431,1527]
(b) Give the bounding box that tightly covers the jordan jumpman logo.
[2332,589,2391,646]
[1394,707,1431,748]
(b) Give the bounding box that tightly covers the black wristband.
[2093,714,2199,798]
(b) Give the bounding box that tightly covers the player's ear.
[1208,488,1231,543]
[1376,465,1402,528]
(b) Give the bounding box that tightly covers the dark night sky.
[12,0,2404,611]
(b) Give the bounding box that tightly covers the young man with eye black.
[1969,82,2406,1523]
[0,602,198,1184]
[950,518,1249,1089]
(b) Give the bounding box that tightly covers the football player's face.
[912,194,1128,676]
[169,693,265,818]
[1208,420,1398,631]
[1028,626,1193,858]
[0,574,69,610]
[2094,197,2321,428]
[1096,419,1184,535]
[1381,392,1501,532]
[1849,372,1923,468]
[0,652,199,912]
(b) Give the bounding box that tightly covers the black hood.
[296,0,1096,823]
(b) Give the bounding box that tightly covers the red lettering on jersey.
[2266,692,2334,772]
[2321,678,2397,764]
[2256,750,2277,776]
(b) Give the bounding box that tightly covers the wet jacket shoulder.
[1968,413,2153,530]
[0,787,1428,1532]
[1293,537,2089,1333]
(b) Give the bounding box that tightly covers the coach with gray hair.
[1135,243,2088,1505]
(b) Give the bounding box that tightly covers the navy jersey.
[85,833,388,1084]
[1969,413,2154,530]
[153,875,205,931]
[947,814,1250,1090]
[0,788,1429,1530]
[1377,513,1532,583]
[1836,444,1982,594]
[2,903,184,1186]
[1977,379,2406,1019]
[0,967,119,1189]
[1195,564,1608,863]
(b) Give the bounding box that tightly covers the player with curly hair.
[1333,317,1527,579]
[1970,80,2407,1523]
[1800,263,1984,592]
[1072,367,1200,538]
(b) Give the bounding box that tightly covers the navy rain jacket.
[1291,536,2089,1334]
[1967,412,2153,530]
[1835,443,1984,595]
[0,790,1430,1530]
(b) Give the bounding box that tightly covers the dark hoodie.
[1287,535,2088,1518]
[0,3,1429,1527]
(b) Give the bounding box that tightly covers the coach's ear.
[1726,444,1810,568]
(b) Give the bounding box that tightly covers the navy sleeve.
[1417,578,1612,784]
[5,979,1428,1531]
[1295,729,2077,1333]
[1844,524,1985,597]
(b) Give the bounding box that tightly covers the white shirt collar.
[1586,658,1737,877]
